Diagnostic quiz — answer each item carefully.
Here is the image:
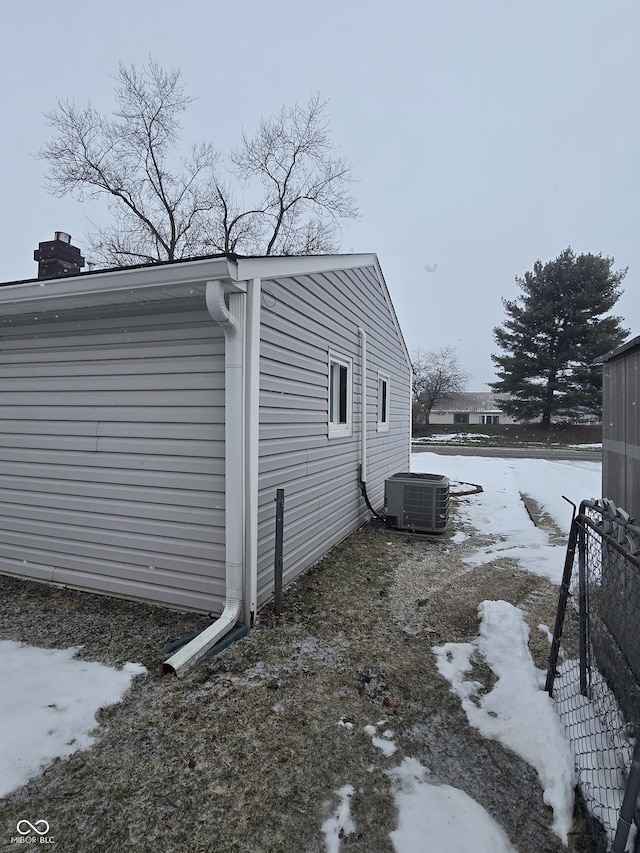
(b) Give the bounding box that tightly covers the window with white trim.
[328,352,352,438]
[377,372,390,432]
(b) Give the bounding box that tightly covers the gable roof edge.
[370,256,412,371]
[232,253,377,280]
[230,253,411,372]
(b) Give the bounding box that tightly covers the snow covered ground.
[324,737,520,853]
[325,597,579,851]
[413,452,601,583]
[325,452,603,851]
[1,452,605,850]
[413,432,492,443]
[0,643,145,799]
[433,601,575,844]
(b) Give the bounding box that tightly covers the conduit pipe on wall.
[163,279,245,676]
[357,326,385,522]
[358,327,368,483]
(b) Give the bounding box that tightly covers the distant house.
[600,336,640,521]
[428,392,518,425]
[0,237,411,671]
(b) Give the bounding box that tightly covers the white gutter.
[358,327,368,483]
[163,279,245,676]
[0,257,236,305]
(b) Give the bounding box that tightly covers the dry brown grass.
[0,506,580,852]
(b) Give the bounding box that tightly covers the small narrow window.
[329,352,352,437]
[378,373,390,432]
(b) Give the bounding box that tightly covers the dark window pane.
[339,364,348,423]
[330,363,336,422]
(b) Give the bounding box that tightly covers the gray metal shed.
[601,335,640,521]
[0,252,411,671]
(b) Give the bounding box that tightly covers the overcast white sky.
[1,0,638,386]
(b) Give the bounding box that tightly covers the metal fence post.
[274,489,285,618]
[611,737,640,853]
[549,500,640,847]
[545,514,579,696]
[578,517,589,697]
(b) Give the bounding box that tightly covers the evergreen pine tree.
[491,248,628,427]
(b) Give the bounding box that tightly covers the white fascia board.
[232,253,377,281]
[0,257,243,314]
[232,252,412,373]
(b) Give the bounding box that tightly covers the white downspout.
[358,327,367,483]
[163,279,245,676]
[244,278,261,627]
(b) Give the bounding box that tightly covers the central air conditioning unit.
[384,473,449,533]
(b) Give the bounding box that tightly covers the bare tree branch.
[39,65,358,266]
[227,94,358,255]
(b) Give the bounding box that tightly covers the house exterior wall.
[428,411,517,425]
[0,300,227,613]
[426,393,519,426]
[602,341,640,520]
[255,265,411,607]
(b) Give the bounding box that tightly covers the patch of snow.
[0,640,145,798]
[415,432,491,443]
[412,453,600,584]
[433,600,575,844]
[374,738,396,757]
[464,538,565,582]
[364,723,397,756]
[322,784,356,852]
[538,623,554,645]
[387,757,516,852]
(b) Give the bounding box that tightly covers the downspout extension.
[359,470,386,523]
[163,280,245,676]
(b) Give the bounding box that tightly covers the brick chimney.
[34,232,85,279]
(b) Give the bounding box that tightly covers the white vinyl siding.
[0,301,226,613]
[256,265,411,608]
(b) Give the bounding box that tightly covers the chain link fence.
[546,500,640,852]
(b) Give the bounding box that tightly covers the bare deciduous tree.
[39,61,357,266]
[40,62,219,265]
[226,95,358,255]
[412,346,470,426]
